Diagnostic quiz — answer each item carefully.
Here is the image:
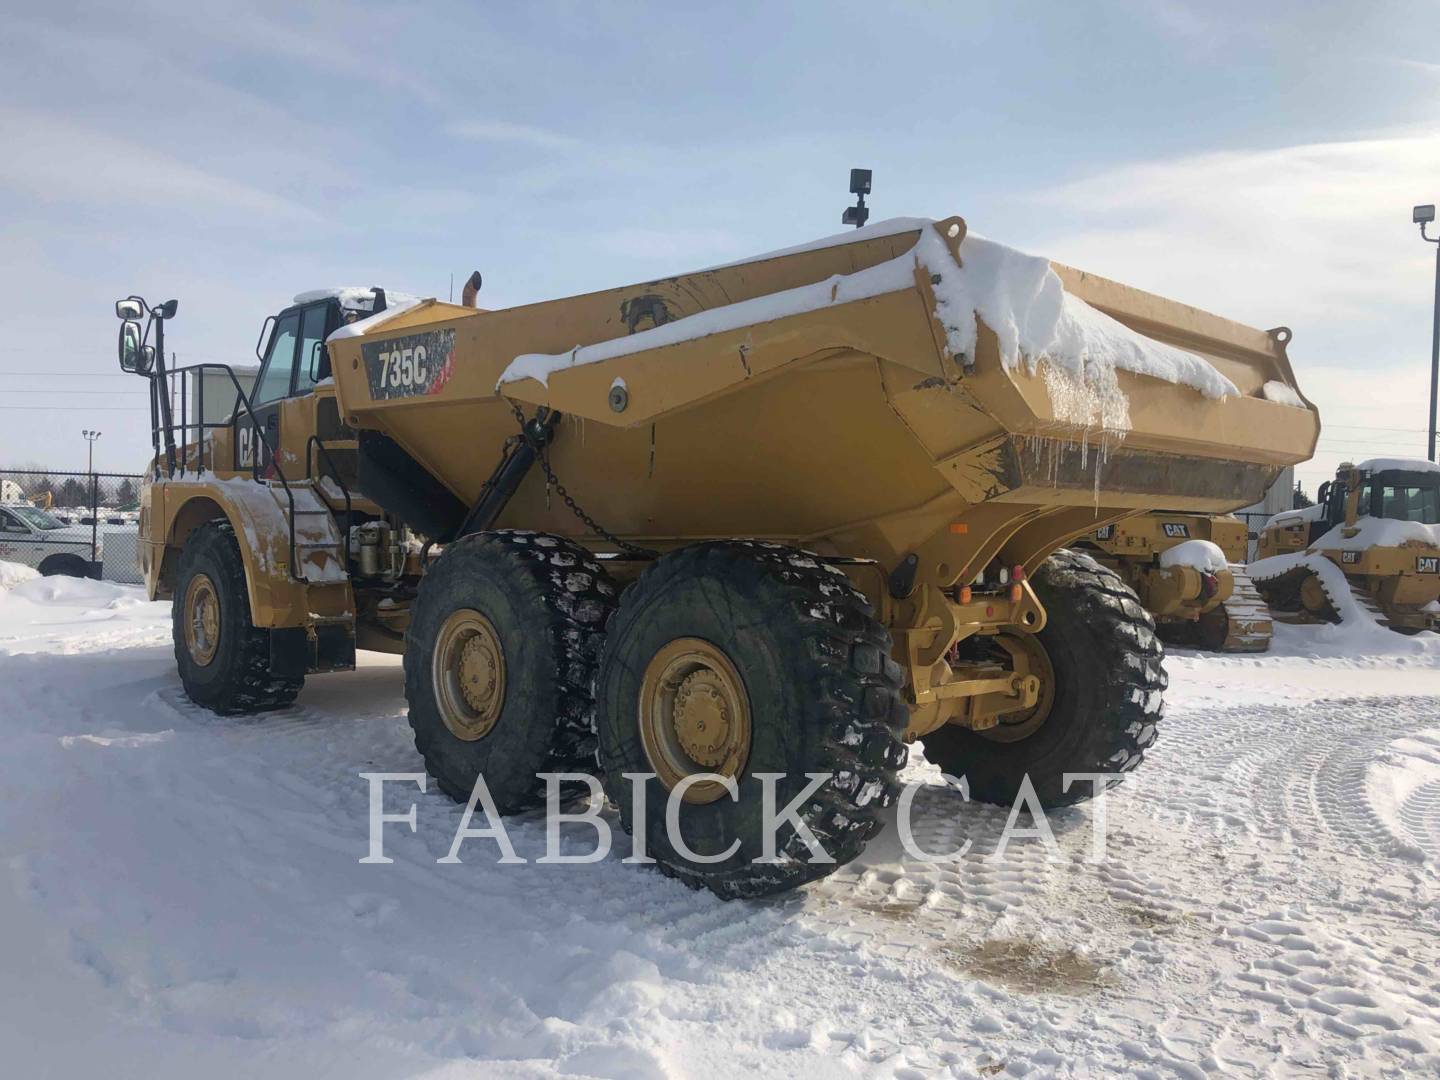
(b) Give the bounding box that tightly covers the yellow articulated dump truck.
[115,215,1318,897]
[1074,511,1272,652]
[1253,459,1440,633]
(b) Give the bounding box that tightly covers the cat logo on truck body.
[1162,523,1191,539]
[1418,556,1439,574]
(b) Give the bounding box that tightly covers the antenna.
[842,168,872,228]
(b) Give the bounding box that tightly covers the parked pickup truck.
[0,503,102,577]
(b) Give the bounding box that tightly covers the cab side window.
[294,305,330,394]
[0,510,27,533]
[253,313,301,405]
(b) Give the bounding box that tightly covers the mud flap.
[270,625,356,678]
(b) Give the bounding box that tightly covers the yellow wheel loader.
[115,216,1317,898]
[1253,459,1440,633]
[1074,512,1272,652]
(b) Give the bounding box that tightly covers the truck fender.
[155,485,312,629]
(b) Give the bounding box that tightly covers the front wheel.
[172,521,303,715]
[922,548,1167,808]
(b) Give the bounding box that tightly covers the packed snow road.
[2,572,1438,1078]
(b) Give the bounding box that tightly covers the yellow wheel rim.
[183,573,221,667]
[433,609,507,741]
[640,637,752,805]
[976,632,1056,744]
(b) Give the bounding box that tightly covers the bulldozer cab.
[1316,463,1440,538]
[1354,467,1440,526]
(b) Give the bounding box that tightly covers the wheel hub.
[458,634,502,715]
[672,670,733,767]
[433,609,507,741]
[640,638,752,804]
[976,631,1056,743]
[184,573,221,667]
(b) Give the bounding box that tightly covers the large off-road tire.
[172,521,304,715]
[596,541,909,900]
[403,530,616,812]
[922,548,1166,808]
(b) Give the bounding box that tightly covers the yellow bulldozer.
[1074,511,1272,652]
[114,215,1318,897]
[1253,459,1440,633]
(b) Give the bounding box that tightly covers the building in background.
[1237,466,1295,559]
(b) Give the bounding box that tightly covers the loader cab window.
[253,312,300,405]
[1366,472,1440,525]
[294,304,331,394]
[1382,482,1440,524]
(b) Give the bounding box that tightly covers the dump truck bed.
[324,216,1318,581]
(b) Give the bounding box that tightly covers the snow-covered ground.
[2,572,1438,1077]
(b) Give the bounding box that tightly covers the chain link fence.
[0,469,144,583]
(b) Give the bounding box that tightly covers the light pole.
[1413,204,1440,462]
[82,429,102,474]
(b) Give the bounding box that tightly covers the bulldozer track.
[1210,563,1273,652]
[1252,557,1391,630]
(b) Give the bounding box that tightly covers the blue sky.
[2,0,1439,493]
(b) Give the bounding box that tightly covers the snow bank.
[1159,539,1228,573]
[1311,517,1440,552]
[1262,380,1306,407]
[500,219,1240,432]
[0,560,39,590]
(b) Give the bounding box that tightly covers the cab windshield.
[10,506,67,530]
[1360,472,1440,525]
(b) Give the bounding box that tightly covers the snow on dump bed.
[1262,379,1306,407]
[500,217,1241,432]
[1158,539,1228,573]
[0,560,39,590]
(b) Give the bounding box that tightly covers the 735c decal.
[361,329,457,401]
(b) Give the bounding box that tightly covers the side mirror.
[118,320,142,372]
[156,299,179,319]
[254,314,276,362]
[115,298,144,320]
[308,340,324,385]
[139,345,156,375]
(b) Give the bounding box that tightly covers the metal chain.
[511,403,658,557]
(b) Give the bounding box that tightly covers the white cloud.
[449,120,581,149]
[594,227,744,261]
[1041,131,1440,327]
[1030,129,1440,493]
[0,106,318,220]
